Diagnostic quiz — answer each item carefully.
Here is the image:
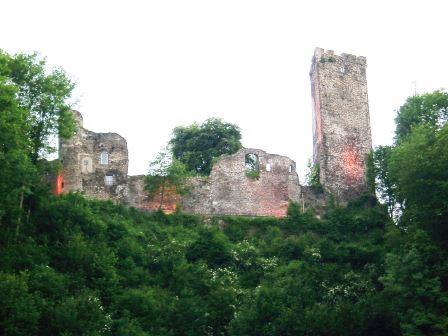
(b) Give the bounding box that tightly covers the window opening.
[245,153,260,179]
[104,173,115,186]
[100,151,109,165]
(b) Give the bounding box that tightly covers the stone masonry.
[181,148,302,217]
[310,48,372,201]
[57,48,372,217]
[58,111,129,202]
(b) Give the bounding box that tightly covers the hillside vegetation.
[1,50,447,335]
[1,193,396,335]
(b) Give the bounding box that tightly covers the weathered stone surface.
[310,48,372,201]
[59,110,129,203]
[127,175,180,213]
[58,47,373,217]
[181,148,301,217]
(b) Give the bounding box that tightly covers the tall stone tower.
[310,48,372,201]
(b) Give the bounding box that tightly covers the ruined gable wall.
[310,48,372,201]
[181,148,301,217]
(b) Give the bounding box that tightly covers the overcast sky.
[2,0,447,179]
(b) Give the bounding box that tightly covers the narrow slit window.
[100,151,109,165]
[266,163,271,172]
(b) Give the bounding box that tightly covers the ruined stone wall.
[182,148,301,217]
[58,47,374,216]
[59,110,129,203]
[310,48,372,201]
[127,175,180,213]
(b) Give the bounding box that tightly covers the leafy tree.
[374,90,448,335]
[305,159,323,192]
[388,124,448,247]
[380,228,448,336]
[0,272,40,336]
[145,149,190,210]
[0,50,76,161]
[0,75,35,238]
[169,118,242,175]
[394,90,448,142]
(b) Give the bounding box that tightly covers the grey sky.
[2,0,447,179]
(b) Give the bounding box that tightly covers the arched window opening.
[100,151,109,165]
[245,153,259,179]
[104,172,115,186]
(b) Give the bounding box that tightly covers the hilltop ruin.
[56,48,372,217]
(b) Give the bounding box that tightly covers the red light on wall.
[341,147,364,184]
[54,173,63,196]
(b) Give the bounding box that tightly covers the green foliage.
[245,153,260,179]
[305,160,323,192]
[245,169,260,180]
[169,118,242,175]
[0,50,76,161]
[394,90,448,142]
[380,228,448,336]
[373,90,448,334]
[0,190,396,335]
[0,50,74,243]
[389,124,448,247]
[1,54,447,335]
[145,149,190,209]
[0,78,36,235]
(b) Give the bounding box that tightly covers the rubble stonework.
[181,148,301,217]
[57,48,372,216]
[310,48,372,201]
[58,110,129,202]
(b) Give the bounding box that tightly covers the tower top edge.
[313,47,366,64]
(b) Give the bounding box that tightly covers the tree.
[0,50,75,240]
[394,90,448,142]
[145,150,190,210]
[374,90,448,335]
[169,118,242,175]
[388,124,448,247]
[305,159,323,192]
[0,50,76,162]
[0,74,35,238]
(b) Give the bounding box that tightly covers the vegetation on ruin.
[145,149,191,209]
[169,117,242,175]
[0,53,447,335]
[305,160,323,192]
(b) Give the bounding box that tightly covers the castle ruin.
[56,48,372,217]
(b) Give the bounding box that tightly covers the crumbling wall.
[59,46,374,216]
[59,110,129,203]
[127,175,180,213]
[181,148,301,217]
[310,48,372,201]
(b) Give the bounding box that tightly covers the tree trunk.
[159,178,166,210]
[16,190,24,238]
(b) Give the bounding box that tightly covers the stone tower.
[58,110,129,202]
[310,48,372,201]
